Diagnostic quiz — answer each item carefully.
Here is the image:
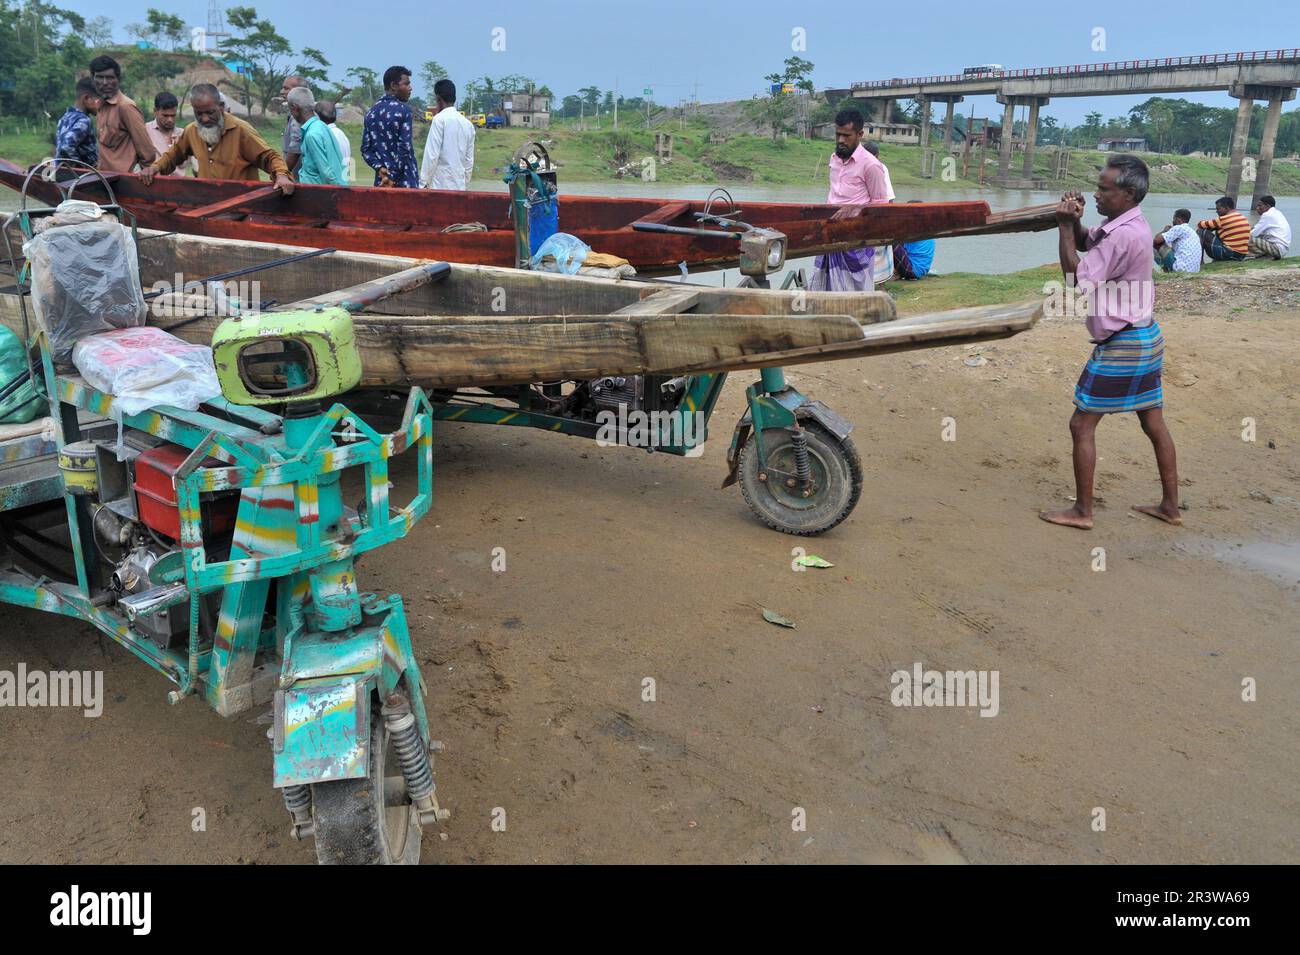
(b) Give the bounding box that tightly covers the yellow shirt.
[153,113,290,181]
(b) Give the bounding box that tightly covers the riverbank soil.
[1,271,1296,864]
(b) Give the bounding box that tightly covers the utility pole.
[613,77,618,131]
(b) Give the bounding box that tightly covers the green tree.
[576,85,600,122]
[1,1,89,119]
[419,60,446,98]
[751,56,814,140]
[224,6,292,118]
[148,9,186,50]
[345,66,379,104]
[84,15,114,48]
[294,46,331,94]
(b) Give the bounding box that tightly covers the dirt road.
[1,287,1296,864]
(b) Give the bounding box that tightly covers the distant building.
[502,91,551,129]
[1098,136,1148,152]
[813,121,919,145]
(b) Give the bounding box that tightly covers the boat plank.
[611,288,701,315]
[178,185,279,219]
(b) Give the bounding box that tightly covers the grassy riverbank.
[5,113,1297,195]
[888,255,1298,315]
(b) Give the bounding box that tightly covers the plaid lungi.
[1074,322,1164,414]
[1248,235,1288,259]
[808,246,874,292]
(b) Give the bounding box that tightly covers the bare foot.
[1039,507,1093,530]
[1132,503,1183,526]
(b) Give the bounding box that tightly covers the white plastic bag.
[72,327,221,417]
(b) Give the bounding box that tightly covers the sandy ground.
[1,278,1297,865]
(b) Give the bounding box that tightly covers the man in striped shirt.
[1197,196,1249,262]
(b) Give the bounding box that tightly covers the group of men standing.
[53,57,476,195]
[358,66,475,190]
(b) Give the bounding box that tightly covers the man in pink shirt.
[809,109,891,291]
[1041,154,1181,530]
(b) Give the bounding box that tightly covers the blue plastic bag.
[0,324,41,424]
[527,190,559,254]
[528,232,591,275]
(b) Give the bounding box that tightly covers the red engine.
[132,443,239,541]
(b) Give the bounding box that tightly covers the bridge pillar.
[997,97,1016,180]
[941,96,964,149]
[1022,98,1048,179]
[1224,95,1255,202]
[1252,89,1296,206]
[918,94,931,149]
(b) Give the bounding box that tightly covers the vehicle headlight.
[767,241,785,269]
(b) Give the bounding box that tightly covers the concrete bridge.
[837,50,1300,200]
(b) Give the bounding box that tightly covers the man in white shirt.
[419,78,475,191]
[1249,195,1290,259]
[862,140,896,201]
[315,101,352,182]
[1153,208,1201,273]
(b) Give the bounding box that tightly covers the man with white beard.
[139,83,294,192]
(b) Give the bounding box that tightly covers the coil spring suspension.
[383,694,449,826]
[283,784,314,839]
[790,426,813,495]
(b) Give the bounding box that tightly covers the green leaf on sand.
[762,608,796,629]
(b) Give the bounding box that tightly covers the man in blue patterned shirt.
[54,78,102,173]
[360,66,418,188]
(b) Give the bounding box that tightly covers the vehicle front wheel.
[737,420,863,535]
[310,710,422,865]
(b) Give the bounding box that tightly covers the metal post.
[760,367,787,394]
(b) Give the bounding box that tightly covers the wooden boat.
[0,229,1041,388]
[0,158,1056,277]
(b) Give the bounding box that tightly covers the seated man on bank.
[1153,208,1201,273]
[1196,196,1249,262]
[138,83,294,194]
[1248,195,1290,260]
[892,238,936,279]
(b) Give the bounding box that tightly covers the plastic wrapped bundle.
[23,218,147,363]
[72,327,220,417]
[0,324,42,424]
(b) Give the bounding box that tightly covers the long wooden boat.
[0,229,1041,388]
[0,158,1055,277]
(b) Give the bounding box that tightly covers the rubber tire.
[737,420,863,536]
[310,710,422,865]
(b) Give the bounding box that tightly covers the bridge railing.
[850,49,1300,90]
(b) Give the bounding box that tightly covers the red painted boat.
[0,158,1055,276]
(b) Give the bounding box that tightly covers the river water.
[4,174,1294,281]
[542,180,1300,284]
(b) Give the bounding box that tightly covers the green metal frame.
[1,197,436,788]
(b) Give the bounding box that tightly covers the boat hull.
[0,159,1054,276]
